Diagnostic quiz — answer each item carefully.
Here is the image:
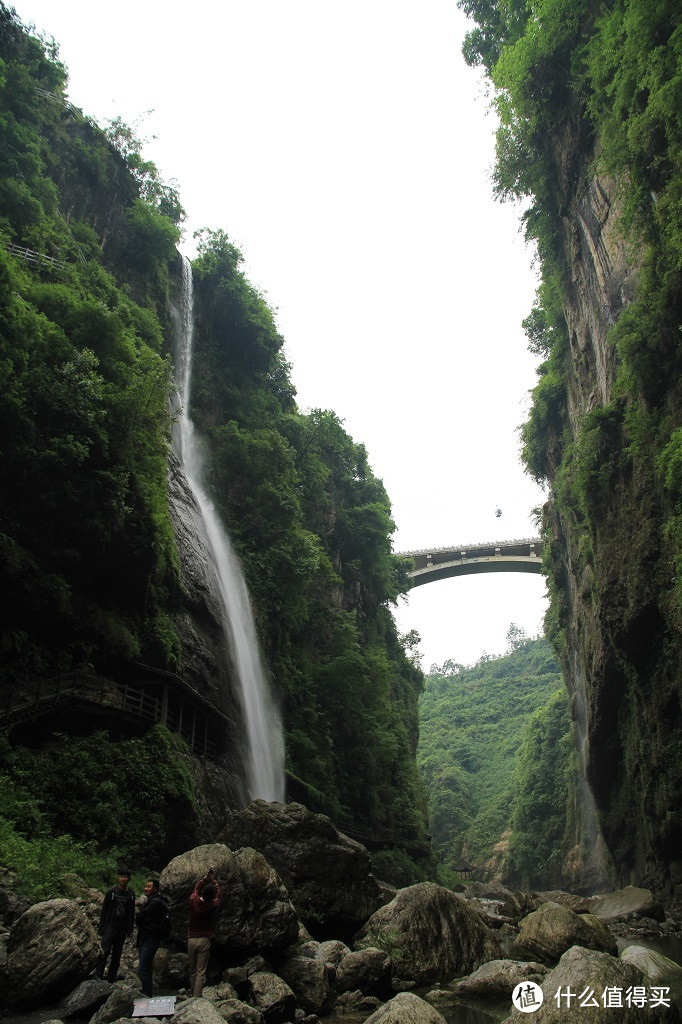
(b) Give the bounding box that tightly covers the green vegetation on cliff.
[459,0,682,886]
[0,6,428,887]
[418,632,576,888]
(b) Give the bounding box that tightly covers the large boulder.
[590,887,666,923]
[174,997,228,1024]
[512,901,617,964]
[620,946,682,982]
[502,945,680,1022]
[160,844,298,955]
[336,947,392,995]
[245,971,296,1024]
[273,953,336,1013]
[532,890,594,914]
[60,978,112,1018]
[0,898,100,1010]
[355,882,500,986]
[454,959,548,998]
[363,992,449,1024]
[314,939,351,965]
[215,999,266,1024]
[153,947,190,989]
[464,883,525,921]
[216,801,383,938]
[89,980,141,1024]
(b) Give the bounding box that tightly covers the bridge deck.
[399,537,543,587]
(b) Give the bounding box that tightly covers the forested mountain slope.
[458,0,681,898]
[419,634,577,890]
[0,6,428,891]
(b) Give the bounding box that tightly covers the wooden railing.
[0,668,228,759]
[6,242,67,270]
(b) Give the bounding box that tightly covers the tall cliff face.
[535,104,681,902]
[545,153,681,897]
[459,0,681,900]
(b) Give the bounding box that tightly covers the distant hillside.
[418,632,577,888]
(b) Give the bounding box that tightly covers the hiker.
[96,868,135,982]
[188,868,222,996]
[136,878,167,997]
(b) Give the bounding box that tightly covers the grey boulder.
[502,945,680,1022]
[590,887,666,923]
[512,901,617,964]
[216,800,382,938]
[453,959,548,998]
[364,992,449,1024]
[620,945,682,982]
[355,882,500,985]
[273,953,336,1013]
[60,978,112,1018]
[174,996,228,1024]
[160,843,298,954]
[0,898,101,1010]
[246,971,296,1024]
[336,947,392,995]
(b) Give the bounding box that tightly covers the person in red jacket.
[188,868,222,996]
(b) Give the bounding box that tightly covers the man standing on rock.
[136,877,167,997]
[188,868,222,996]
[96,868,135,983]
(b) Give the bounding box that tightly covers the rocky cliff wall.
[544,151,682,903]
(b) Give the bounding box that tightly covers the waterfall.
[172,255,285,802]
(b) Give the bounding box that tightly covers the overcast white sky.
[15,0,549,670]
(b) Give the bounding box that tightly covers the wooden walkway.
[0,666,229,759]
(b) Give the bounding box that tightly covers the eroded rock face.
[355,882,500,985]
[160,844,298,955]
[502,945,680,1023]
[512,902,617,964]
[216,801,383,938]
[454,959,548,999]
[363,992,449,1024]
[0,898,100,1010]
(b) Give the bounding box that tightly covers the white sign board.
[132,995,177,1017]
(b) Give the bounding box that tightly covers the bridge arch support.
[399,537,544,587]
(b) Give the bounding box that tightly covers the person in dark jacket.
[187,869,222,996]
[96,869,135,982]
[136,878,167,997]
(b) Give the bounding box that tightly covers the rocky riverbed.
[1,801,681,1024]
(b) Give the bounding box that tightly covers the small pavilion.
[452,858,476,880]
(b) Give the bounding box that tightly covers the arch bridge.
[399,537,544,587]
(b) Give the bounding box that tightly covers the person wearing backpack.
[136,877,167,997]
[96,868,135,982]
[187,868,222,996]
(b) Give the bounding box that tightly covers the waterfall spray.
[173,256,285,802]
